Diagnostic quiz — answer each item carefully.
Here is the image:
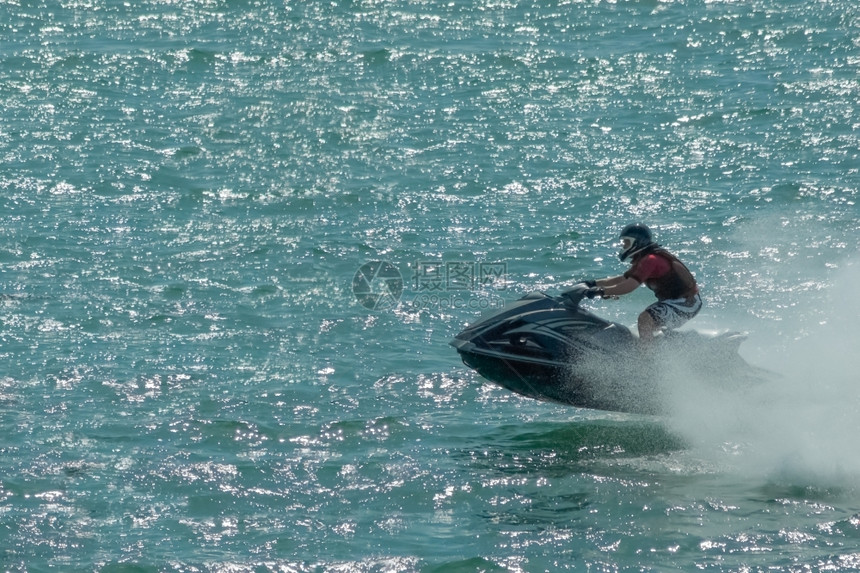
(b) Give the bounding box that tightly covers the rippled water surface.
[1,0,859,570]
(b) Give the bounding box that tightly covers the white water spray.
[663,259,860,488]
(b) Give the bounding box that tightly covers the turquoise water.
[2,0,859,570]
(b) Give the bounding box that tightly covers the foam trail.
[663,260,860,489]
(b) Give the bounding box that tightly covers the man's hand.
[585,287,605,299]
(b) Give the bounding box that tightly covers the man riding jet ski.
[450,224,768,414]
[580,223,702,344]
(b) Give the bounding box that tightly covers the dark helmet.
[618,223,657,262]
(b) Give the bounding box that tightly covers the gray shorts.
[645,293,702,331]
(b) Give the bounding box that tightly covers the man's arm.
[597,276,641,296]
[594,274,628,287]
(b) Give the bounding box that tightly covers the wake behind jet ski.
[450,284,767,414]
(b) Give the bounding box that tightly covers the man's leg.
[638,311,658,342]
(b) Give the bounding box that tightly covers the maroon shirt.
[624,249,698,301]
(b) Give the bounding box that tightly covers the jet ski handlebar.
[560,283,590,308]
[560,283,611,308]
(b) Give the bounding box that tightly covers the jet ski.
[450,284,768,414]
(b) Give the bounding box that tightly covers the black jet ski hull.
[453,342,661,413]
[452,338,568,401]
[450,287,767,415]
